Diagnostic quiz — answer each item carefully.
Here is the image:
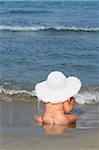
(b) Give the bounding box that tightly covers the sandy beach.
[0,0,99,149]
[0,101,99,150]
[0,129,99,150]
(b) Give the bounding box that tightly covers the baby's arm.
[34,115,43,124]
[64,97,75,113]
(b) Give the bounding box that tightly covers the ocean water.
[0,0,99,104]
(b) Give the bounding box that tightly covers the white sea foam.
[0,86,99,104]
[0,83,99,104]
[0,87,35,96]
[0,25,99,32]
[75,92,99,104]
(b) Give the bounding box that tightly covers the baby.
[34,71,81,126]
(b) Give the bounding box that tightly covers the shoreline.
[0,101,99,150]
[0,128,99,150]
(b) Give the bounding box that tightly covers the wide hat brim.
[35,76,81,103]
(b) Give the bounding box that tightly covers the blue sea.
[0,0,99,104]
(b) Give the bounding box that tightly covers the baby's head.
[35,71,81,104]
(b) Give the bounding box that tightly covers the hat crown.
[47,71,67,91]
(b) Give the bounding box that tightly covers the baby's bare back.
[43,103,69,125]
[35,102,76,125]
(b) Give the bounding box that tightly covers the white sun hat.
[35,71,81,103]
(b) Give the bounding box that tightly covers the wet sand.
[0,101,99,150]
[0,129,99,150]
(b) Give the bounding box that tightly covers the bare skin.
[34,97,76,126]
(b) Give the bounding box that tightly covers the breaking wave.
[0,82,99,104]
[0,25,99,32]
